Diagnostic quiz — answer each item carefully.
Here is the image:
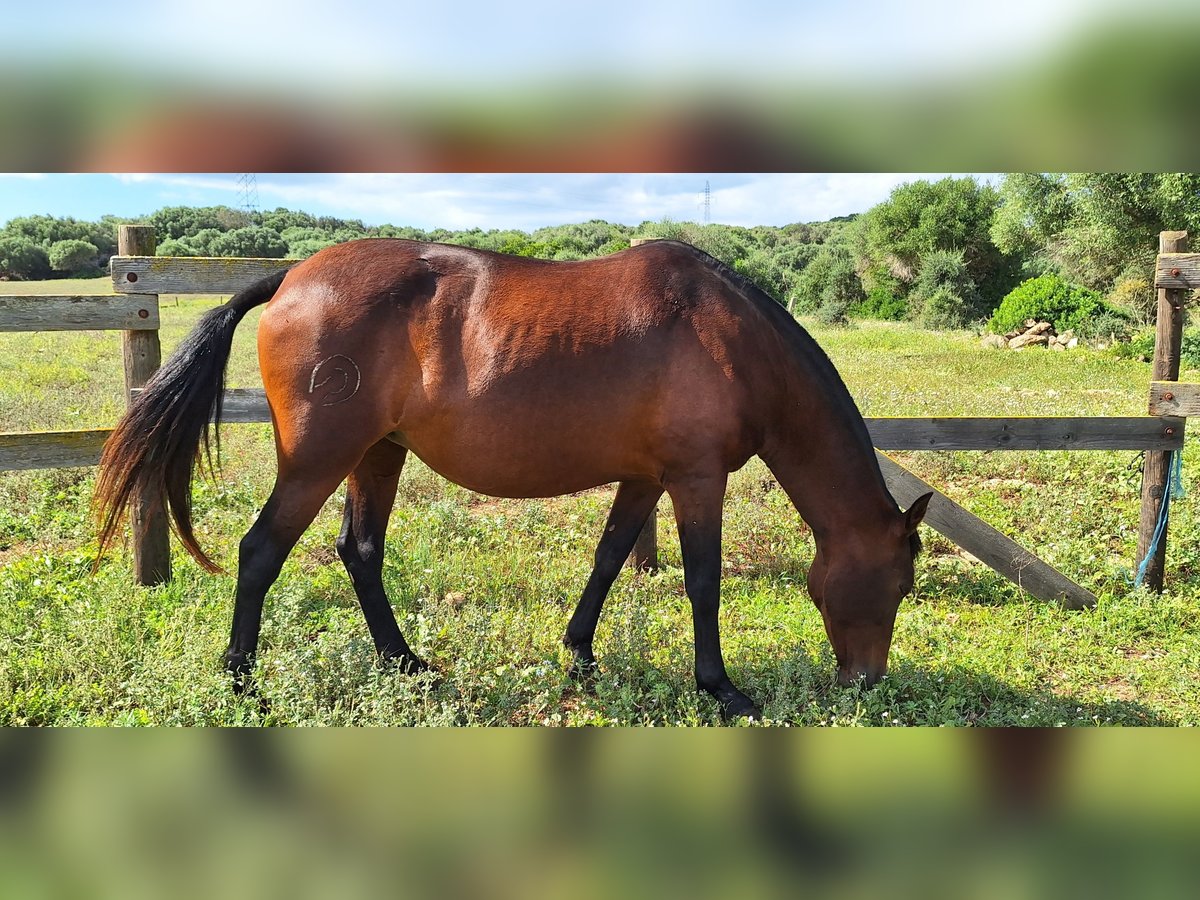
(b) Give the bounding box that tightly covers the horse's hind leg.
[225,465,352,689]
[564,479,663,678]
[336,440,427,672]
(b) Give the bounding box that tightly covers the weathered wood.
[123,389,1192,452]
[119,225,171,586]
[111,255,296,295]
[0,430,112,472]
[1148,381,1200,417]
[865,416,1184,451]
[128,386,271,424]
[1138,231,1189,593]
[630,512,659,570]
[1154,249,1200,289]
[0,295,159,332]
[876,452,1097,609]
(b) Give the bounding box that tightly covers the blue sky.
[0,174,996,231]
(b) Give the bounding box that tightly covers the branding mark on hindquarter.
[308,354,362,406]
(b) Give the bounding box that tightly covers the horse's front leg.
[666,472,761,721]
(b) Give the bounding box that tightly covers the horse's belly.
[386,422,648,498]
[388,355,758,497]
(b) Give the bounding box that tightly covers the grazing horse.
[95,239,930,719]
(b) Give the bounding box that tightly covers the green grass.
[1,307,1198,725]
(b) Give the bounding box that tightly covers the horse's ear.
[904,492,933,535]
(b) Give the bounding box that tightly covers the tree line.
[3,174,1196,336]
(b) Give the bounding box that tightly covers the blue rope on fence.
[1132,449,1186,589]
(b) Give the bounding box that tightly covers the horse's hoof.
[224,651,255,694]
[719,694,763,723]
[567,655,600,686]
[382,651,432,676]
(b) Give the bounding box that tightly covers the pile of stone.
[981,320,1078,351]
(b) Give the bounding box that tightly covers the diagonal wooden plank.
[876,451,1097,610]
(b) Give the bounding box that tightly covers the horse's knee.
[592,542,626,576]
[237,530,278,593]
[337,530,381,579]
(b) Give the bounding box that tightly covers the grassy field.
[1,283,1197,725]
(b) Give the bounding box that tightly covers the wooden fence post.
[118,224,171,585]
[1136,230,1189,593]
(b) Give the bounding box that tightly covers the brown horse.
[95,239,930,719]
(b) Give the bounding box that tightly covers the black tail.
[94,269,290,573]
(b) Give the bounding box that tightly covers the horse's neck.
[760,375,897,543]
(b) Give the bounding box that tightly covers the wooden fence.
[1,227,1195,607]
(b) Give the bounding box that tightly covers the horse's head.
[806,492,932,687]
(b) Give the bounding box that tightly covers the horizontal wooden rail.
[0,295,159,332]
[1148,381,1200,417]
[865,416,1184,451]
[0,429,112,471]
[1155,252,1200,290]
[111,256,297,295]
[5,408,1183,474]
[127,392,1190,450]
[127,387,270,423]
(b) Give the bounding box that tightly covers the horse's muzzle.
[837,664,885,688]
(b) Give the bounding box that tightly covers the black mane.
[660,240,887,493]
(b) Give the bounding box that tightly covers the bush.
[47,239,99,274]
[0,235,51,279]
[1112,327,1200,369]
[734,248,788,303]
[908,249,984,329]
[792,245,863,316]
[156,238,198,257]
[988,273,1112,335]
[919,286,971,330]
[1074,309,1133,343]
[210,226,288,258]
[852,284,907,320]
[1106,271,1155,325]
[816,295,851,326]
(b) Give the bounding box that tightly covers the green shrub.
[793,245,863,316]
[0,235,51,279]
[988,273,1112,335]
[1112,326,1200,369]
[1106,271,1155,325]
[919,286,971,330]
[852,284,907,320]
[854,259,907,320]
[734,248,788,303]
[909,249,984,328]
[1074,309,1133,343]
[816,295,851,326]
[47,239,99,274]
[156,237,198,257]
